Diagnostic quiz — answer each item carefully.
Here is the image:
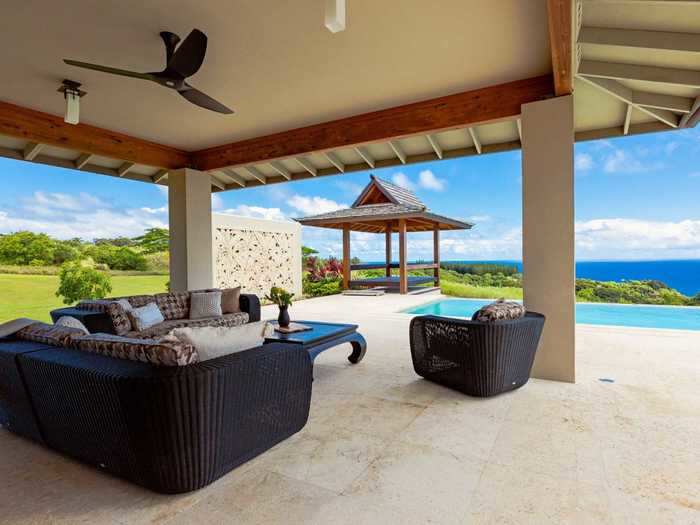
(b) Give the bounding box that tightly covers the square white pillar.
[521,95,575,383]
[168,168,213,291]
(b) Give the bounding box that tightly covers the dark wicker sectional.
[0,294,313,494]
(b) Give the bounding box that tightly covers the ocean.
[442,259,700,297]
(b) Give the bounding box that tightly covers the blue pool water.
[403,299,700,331]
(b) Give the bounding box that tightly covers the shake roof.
[295,175,473,233]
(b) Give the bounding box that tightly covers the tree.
[134,228,169,254]
[302,246,318,258]
[82,244,148,271]
[0,231,55,265]
[56,261,112,305]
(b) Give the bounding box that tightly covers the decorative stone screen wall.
[213,213,302,298]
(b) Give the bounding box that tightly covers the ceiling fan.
[64,29,233,114]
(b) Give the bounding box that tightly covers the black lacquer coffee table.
[265,320,367,363]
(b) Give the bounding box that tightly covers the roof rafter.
[23,142,44,161]
[221,168,247,188]
[244,166,267,183]
[355,146,375,168]
[388,140,407,164]
[324,151,345,172]
[270,160,292,180]
[117,161,135,177]
[579,26,700,53]
[426,135,443,159]
[74,153,93,170]
[577,75,680,127]
[623,104,633,135]
[468,127,482,154]
[295,156,317,176]
[579,60,700,88]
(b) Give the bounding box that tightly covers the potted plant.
[266,286,294,328]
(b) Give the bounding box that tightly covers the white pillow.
[115,298,133,312]
[0,318,38,338]
[55,316,89,334]
[128,302,164,332]
[171,321,274,361]
[190,291,222,319]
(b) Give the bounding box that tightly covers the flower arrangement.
[265,286,294,307]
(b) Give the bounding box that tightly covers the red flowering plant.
[306,256,343,282]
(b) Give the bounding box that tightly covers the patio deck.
[2,292,699,524]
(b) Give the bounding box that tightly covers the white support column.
[521,95,575,383]
[168,168,214,291]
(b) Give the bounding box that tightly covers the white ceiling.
[0,0,550,150]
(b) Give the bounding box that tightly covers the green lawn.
[440,280,523,300]
[0,274,169,322]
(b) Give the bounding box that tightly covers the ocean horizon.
[366,259,700,296]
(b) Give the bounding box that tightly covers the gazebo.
[296,175,473,294]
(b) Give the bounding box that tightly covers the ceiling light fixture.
[57,79,86,125]
[325,0,346,33]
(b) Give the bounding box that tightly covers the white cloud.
[391,172,414,190]
[335,180,364,196]
[575,153,594,171]
[218,205,287,221]
[0,192,167,240]
[288,195,346,216]
[211,193,224,210]
[575,218,700,259]
[603,148,662,174]
[466,215,492,223]
[418,170,446,191]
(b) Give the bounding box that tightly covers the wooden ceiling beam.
[190,75,554,171]
[0,100,190,169]
[547,0,573,96]
[579,60,700,88]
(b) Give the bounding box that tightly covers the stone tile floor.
[1,293,699,524]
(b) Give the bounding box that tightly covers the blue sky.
[1,126,699,261]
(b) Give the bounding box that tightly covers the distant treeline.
[440,263,519,276]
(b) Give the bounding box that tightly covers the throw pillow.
[190,291,223,319]
[128,302,165,332]
[54,316,89,335]
[71,333,198,367]
[15,322,86,346]
[115,298,133,312]
[0,318,40,339]
[221,287,241,314]
[472,299,526,323]
[171,321,273,361]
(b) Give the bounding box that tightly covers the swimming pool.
[403,298,700,331]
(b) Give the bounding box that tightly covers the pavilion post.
[433,226,440,286]
[168,168,214,292]
[398,219,408,294]
[385,222,392,277]
[521,95,575,383]
[342,225,350,290]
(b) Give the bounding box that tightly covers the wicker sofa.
[410,312,545,397]
[50,290,261,338]
[0,292,314,494]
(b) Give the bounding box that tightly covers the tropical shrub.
[303,276,342,297]
[0,231,56,265]
[56,261,112,305]
[441,263,519,276]
[83,244,148,271]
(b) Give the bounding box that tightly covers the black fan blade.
[64,59,152,80]
[178,85,233,114]
[166,29,207,78]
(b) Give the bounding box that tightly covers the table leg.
[348,333,367,364]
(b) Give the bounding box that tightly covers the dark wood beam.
[191,75,554,171]
[547,0,573,96]
[398,219,408,295]
[0,101,190,169]
[342,225,351,290]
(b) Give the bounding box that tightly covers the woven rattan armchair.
[409,312,545,397]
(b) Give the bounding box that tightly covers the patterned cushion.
[155,292,190,320]
[128,303,165,332]
[190,291,223,319]
[70,333,198,367]
[76,300,132,335]
[221,287,241,314]
[16,322,86,347]
[472,300,526,323]
[125,312,250,339]
[54,316,89,334]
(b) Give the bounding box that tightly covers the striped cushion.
[71,333,198,367]
[189,291,222,320]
